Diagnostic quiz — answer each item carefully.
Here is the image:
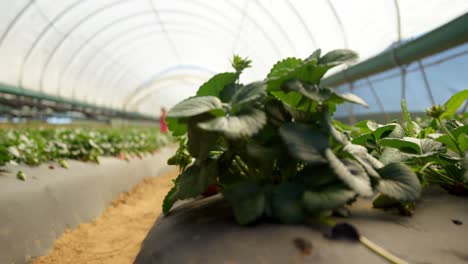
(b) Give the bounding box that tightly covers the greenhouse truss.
[0,0,467,120]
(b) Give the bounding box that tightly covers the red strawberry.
[116,153,125,160]
[202,185,219,197]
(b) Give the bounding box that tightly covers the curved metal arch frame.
[2,1,322,113]
[85,7,243,100]
[125,74,209,110]
[0,0,34,48]
[127,78,200,110]
[70,6,244,99]
[83,30,210,104]
[57,10,157,95]
[74,29,184,101]
[99,37,209,105]
[113,0,304,106]
[224,0,282,57]
[92,28,230,104]
[127,0,325,109]
[61,10,235,97]
[325,0,349,48]
[68,18,234,99]
[123,65,216,107]
[253,0,297,54]
[148,0,180,62]
[8,0,294,110]
[38,0,135,92]
[284,0,318,49]
[69,24,161,99]
[131,78,204,112]
[102,37,220,105]
[18,0,88,89]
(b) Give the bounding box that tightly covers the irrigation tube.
[321,13,468,87]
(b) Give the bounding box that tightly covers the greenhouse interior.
[1,1,467,263]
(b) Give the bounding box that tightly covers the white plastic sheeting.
[335,43,468,119]
[0,0,467,116]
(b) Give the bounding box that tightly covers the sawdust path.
[33,171,178,264]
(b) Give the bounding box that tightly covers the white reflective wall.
[0,0,467,116]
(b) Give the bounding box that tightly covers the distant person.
[160,107,169,133]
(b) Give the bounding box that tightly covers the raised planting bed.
[0,146,177,264]
[135,53,467,263]
[136,187,468,264]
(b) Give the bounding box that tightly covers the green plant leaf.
[16,170,26,181]
[296,165,342,190]
[354,120,378,133]
[187,115,219,160]
[279,123,329,164]
[373,124,397,140]
[441,89,468,119]
[166,118,187,136]
[401,99,415,137]
[458,133,468,152]
[198,108,266,138]
[266,52,335,107]
[167,96,225,118]
[376,163,421,202]
[378,137,422,154]
[343,144,383,180]
[177,161,217,199]
[351,133,373,146]
[379,147,408,165]
[325,149,373,196]
[271,182,306,224]
[420,138,445,154]
[281,79,330,103]
[230,81,266,109]
[435,125,468,153]
[307,49,322,61]
[318,49,358,67]
[222,181,265,225]
[329,92,368,107]
[266,57,303,92]
[196,72,238,98]
[302,185,356,213]
[162,184,178,214]
[264,99,292,126]
[386,123,406,138]
[372,193,401,209]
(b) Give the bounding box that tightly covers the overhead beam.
[0,83,156,121]
[321,13,468,87]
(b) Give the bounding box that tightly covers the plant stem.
[234,155,251,178]
[436,118,463,156]
[317,220,408,264]
[360,236,409,264]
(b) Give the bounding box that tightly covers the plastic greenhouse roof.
[0,0,467,117]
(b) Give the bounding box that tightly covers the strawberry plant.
[0,127,171,170]
[163,50,421,224]
[340,89,468,211]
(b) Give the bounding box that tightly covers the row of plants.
[163,50,467,226]
[0,127,172,179]
[336,94,467,214]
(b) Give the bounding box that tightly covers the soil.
[32,171,178,264]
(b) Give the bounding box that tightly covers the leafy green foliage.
[341,89,468,206]
[223,181,266,224]
[231,55,252,74]
[0,127,171,170]
[440,89,468,119]
[196,72,238,98]
[376,163,421,201]
[163,51,424,225]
